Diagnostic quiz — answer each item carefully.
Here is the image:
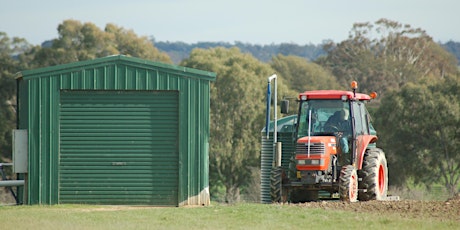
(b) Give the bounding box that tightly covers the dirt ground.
[294,195,460,222]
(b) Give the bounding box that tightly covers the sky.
[1,0,459,46]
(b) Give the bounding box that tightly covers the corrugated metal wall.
[17,55,215,205]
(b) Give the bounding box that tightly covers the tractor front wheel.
[339,165,358,202]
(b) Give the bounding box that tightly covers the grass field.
[0,202,457,230]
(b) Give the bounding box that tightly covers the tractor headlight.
[297,159,324,165]
[310,159,324,165]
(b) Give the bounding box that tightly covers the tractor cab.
[294,89,377,168]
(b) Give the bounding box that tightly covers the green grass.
[0,203,456,230]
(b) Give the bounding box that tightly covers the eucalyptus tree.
[318,18,458,97]
[270,54,341,93]
[0,32,35,158]
[31,19,171,67]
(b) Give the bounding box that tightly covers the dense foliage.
[31,20,171,67]
[0,32,34,160]
[0,18,459,200]
[375,76,460,196]
[270,54,341,92]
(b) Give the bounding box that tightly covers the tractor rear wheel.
[339,165,358,202]
[358,148,388,201]
[270,166,283,203]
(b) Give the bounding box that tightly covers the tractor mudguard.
[355,135,378,169]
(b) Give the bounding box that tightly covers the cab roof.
[299,90,371,100]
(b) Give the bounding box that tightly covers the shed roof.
[17,55,216,81]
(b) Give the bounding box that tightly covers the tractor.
[269,81,388,202]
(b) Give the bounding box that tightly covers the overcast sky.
[1,0,459,46]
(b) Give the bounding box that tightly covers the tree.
[375,74,460,196]
[105,23,171,62]
[0,32,34,159]
[270,54,341,93]
[318,18,458,97]
[181,47,290,202]
[31,19,171,67]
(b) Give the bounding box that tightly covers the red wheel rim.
[378,164,385,193]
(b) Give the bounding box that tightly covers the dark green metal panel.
[177,78,211,204]
[59,90,179,205]
[19,76,61,205]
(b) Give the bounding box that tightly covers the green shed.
[15,55,216,206]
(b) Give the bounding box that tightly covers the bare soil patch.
[293,195,460,222]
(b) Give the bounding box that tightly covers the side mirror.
[281,100,289,114]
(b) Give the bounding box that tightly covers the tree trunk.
[225,185,240,204]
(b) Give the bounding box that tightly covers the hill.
[153,40,326,64]
[441,40,460,65]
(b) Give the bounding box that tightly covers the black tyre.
[339,165,358,202]
[270,167,283,203]
[358,148,388,201]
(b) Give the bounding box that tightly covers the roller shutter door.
[59,90,179,205]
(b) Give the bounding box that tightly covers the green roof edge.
[18,55,216,81]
